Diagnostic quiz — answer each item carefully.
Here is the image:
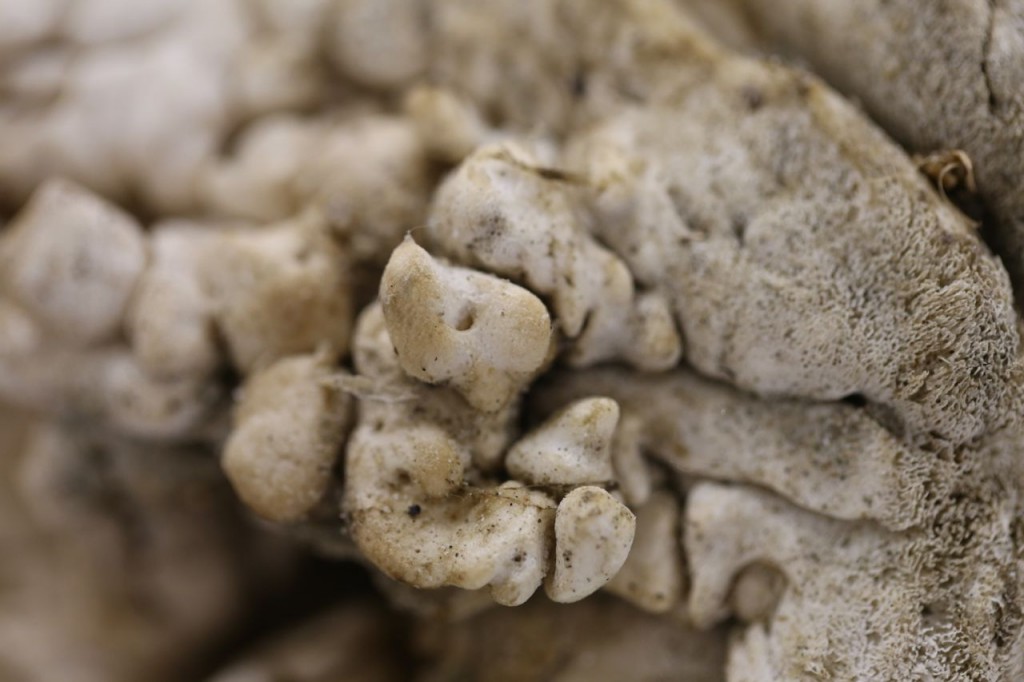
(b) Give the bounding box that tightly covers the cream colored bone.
[342,304,556,606]
[223,352,351,523]
[546,486,636,603]
[0,178,145,346]
[606,491,683,613]
[380,237,553,412]
[428,143,682,372]
[506,397,618,486]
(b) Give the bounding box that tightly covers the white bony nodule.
[380,237,553,413]
[342,304,556,607]
[0,178,146,346]
[200,210,352,374]
[428,143,683,372]
[506,397,619,486]
[223,352,351,523]
[546,486,636,603]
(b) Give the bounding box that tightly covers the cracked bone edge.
[546,486,636,603]
[343,303,556,606]
[427,142,682,372]
[380,236,553,413]
[223,351,351,523]
[505,397,618,486]
[200,210,353,374]
[0,178,146,346]
[685,479,1023,680]
[605,491,683,613]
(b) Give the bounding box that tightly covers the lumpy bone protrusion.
[428,143,683,373]
[380,237,553,413]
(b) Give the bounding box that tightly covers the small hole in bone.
[730,561,787,623]
[454,307,475,331]
[842,393,867,408]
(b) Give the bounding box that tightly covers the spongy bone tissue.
[1,1,1023,680]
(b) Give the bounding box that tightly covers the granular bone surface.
[2,1,1024,680]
